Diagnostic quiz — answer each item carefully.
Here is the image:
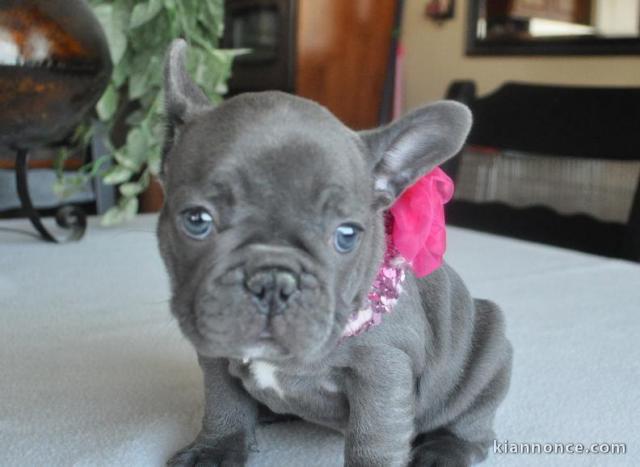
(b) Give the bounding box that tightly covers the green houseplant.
[56,0,238,224]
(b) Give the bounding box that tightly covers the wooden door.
[295,0,397,130]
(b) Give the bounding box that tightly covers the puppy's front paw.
[409,448,469,467]
[167,433,250,467]
[410,430,487,467]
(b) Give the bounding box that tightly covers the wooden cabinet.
[295,0,397,129]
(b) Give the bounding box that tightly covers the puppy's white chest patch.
[248,360,284,398]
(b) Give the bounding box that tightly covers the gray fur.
[158,39,512,467]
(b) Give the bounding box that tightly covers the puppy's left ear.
[164,39,212,127]
[162,39,213,168]
[361,101,472,209]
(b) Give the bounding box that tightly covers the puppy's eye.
[180,208,214,239]
[334,224,362,253]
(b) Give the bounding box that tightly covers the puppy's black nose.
[245,268,298,315]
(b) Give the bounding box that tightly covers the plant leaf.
[130,0,163,29]
[147,151,162,176]
[123,127,150,170]
[93,4,127,64]
[129,56,162,100]
[121,196,139,221]
[128,70,147,100]
[100,205,123,226]
[119,181,144,197]
[103,165,133,185]
[114,150,138,171]
[96,83,118,121]
[112,54,130,87]
[100,196,139,226]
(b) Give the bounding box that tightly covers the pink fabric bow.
[389,167,454,277]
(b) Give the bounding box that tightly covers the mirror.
[467,0,640,55]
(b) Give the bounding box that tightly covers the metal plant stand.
[14,149,87,242]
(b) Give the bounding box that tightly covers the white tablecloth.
[1,215,638,466]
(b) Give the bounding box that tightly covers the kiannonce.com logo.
[493,440,627,456]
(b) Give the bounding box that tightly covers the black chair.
[444,81,640,262]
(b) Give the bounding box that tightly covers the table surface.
[1,215,638,467]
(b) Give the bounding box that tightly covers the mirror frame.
[466,0,640,56]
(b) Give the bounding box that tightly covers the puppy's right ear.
[361,101,471,210]
[163,39,212,158]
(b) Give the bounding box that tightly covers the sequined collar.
[342,226,407,338]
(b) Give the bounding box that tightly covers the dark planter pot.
[0,0,112,242]
[0,0,112,149]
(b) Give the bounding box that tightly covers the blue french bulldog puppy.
[158,39,512,467]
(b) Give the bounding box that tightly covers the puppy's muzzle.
[245,268,299,316]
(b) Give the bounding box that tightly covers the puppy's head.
[157,40,471,364]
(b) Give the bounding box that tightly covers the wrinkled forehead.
[167,104,372,209]
[233,128,365,193]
